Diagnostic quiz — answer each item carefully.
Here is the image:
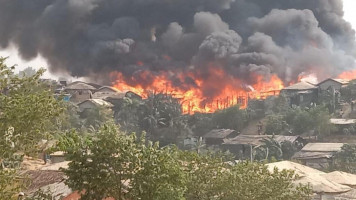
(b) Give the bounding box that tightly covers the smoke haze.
[0,0,355,96]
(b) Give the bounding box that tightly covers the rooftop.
[65,81,96,90]
[301,143,344,152]
[223,135,301,146]
[204,129,237,139]
[282,81,317,91]
[78,99,113,107]
[317,78,350,86]
[266,161,351,194]
[330,118,356,125]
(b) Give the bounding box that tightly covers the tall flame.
[111,66,284,114]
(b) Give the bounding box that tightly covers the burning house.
[1,1,355,114]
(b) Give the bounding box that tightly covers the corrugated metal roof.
[223,135,301,146]
[301,143,344,152]
[330,118,356,125]
[282,81,317,90]
[292,151,334,159]
[204,129,236,139]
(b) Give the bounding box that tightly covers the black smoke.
[0,0,355,95]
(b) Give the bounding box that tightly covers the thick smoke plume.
[0,0,355,97]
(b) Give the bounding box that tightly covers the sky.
[0,0,356,80]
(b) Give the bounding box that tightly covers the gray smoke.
[0,0,355,97]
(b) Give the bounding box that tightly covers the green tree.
[0,58,64,199]
[81,105,114,130]
[212,105,248,131]
[63,123,187,200]
[265,114,287,135]
[63,122,311,200]
[334,144,356,173]
[309,105,335,136]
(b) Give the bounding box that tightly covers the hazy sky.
[0,0,355,79]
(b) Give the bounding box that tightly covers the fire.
[337,69,356,80]
[111,66,284,114]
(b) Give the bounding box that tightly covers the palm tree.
[258,137,283,161]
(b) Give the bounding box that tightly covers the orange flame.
[111,65,284,114]
[337,69,356,80]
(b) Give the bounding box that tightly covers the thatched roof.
[282,81,317,91]
[204,129,237,139]
[266,161,351,194]
[223,135,302,146]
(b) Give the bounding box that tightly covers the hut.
[280,81,318,107]
[203,129,239,145]
[222,135,305,158]
[292,143,344,170]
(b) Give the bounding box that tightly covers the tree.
[212,105,248,131]
[334,144,356,173]
[184,151,311,200]
[265,114,287,135]
[309,105,335,136]
[81,105,114,130]
[255,137,283,161]
[18,67,37,78]
[64,123,187,200]
[64,122,311,200]
[0,58,64,199]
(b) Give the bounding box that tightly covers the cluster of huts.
[200,128,348,171]
[55,80,141,115]
[279,78,351,107]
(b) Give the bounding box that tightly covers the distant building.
[280,81,318,107]
[292,143,344,170]
[317,78,349,91]
[330,118,356,134]
[223,135,305,158]
[64,81,98,103]
[203,129,239,145]
[50,151,66,164]
[93,86,141,100]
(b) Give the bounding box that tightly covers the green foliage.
[212,105,248,131]
[64,123,311,200]
[81,105,114,129]
[308,105,335,135]
[334,144,356,173]
[265,114,287,135]
[115,97,143,133]
[0,58,65,198]
[340,80,356,102]
[0,169,24,199]
[64,123,187,200]
[264,95,290,115]
[285,108,313,135]
[281,141,302,160]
